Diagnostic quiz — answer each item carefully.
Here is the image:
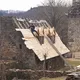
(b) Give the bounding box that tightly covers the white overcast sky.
[0,0,72,11]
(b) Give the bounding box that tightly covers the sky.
[0,0,72,11]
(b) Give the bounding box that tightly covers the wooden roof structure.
[13,18,70,61]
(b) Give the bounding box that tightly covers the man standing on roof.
[29,23,39,37]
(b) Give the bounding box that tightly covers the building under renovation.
[0,16,69,71]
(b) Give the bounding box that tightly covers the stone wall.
[6,70,68,80]
[0,16,36,69]
[68,18,80,52]
[34,55,64,70]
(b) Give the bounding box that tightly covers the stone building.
[0,16,69,71]
[68,0,80,58]
[0,16,35,69]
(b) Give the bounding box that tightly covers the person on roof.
[29,23,39,37]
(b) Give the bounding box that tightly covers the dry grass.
[39,76,66,80]
[66,58,80,67]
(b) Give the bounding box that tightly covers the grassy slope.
[66,58,80,66]
[40,58,80,80]
[39,77,66,80]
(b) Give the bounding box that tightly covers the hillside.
[4,6,50,20]
[1,6,69,45]
[3,6,68,20]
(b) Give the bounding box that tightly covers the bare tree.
[42,0,68,27]
[42,0,69,44]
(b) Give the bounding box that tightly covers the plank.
[16,29,70,61]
